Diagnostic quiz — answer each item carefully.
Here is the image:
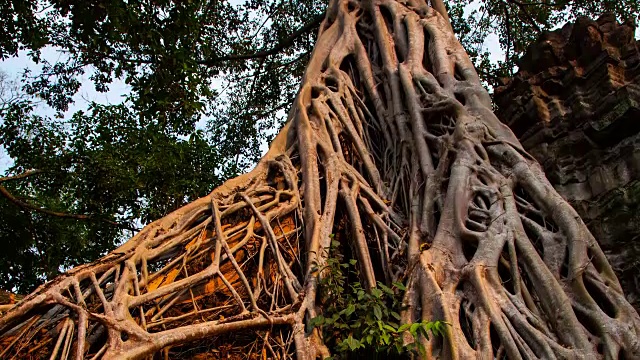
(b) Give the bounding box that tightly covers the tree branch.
[504,4,513,74]
[198,13,324,64]
[98,14,323,68]
[0,169,42,182]
[503,0,542,33]
[0,172,139,231]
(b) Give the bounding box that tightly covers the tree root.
[1,0,638,358]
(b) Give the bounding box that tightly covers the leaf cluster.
[0,98,223,292]
[310,239,447,359]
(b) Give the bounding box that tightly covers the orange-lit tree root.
[1,0,639,358]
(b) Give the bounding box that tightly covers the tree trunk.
[1,0,639,358]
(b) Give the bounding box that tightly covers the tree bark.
[1,0,639,358]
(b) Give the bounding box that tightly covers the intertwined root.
[1,0,639,358]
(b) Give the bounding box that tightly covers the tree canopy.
[0,0,638,292]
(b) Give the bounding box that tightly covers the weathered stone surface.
[495,14,640,310]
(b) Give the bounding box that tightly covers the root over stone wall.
[495,13,640,311]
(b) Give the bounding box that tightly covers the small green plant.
[309,236,447,359]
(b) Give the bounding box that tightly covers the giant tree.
[1,0,639,358]
[2,0,639,292]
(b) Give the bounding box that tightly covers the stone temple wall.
[495,14,640,310]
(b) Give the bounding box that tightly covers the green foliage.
[0,0,324,292]
[0,1,48,59]
[310,239,447,358]
[0,97,223,292]
[0,190,123,294]
[1,0,324,131]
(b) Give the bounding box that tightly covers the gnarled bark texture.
[1,0,639,358]
[495,13,640,312]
